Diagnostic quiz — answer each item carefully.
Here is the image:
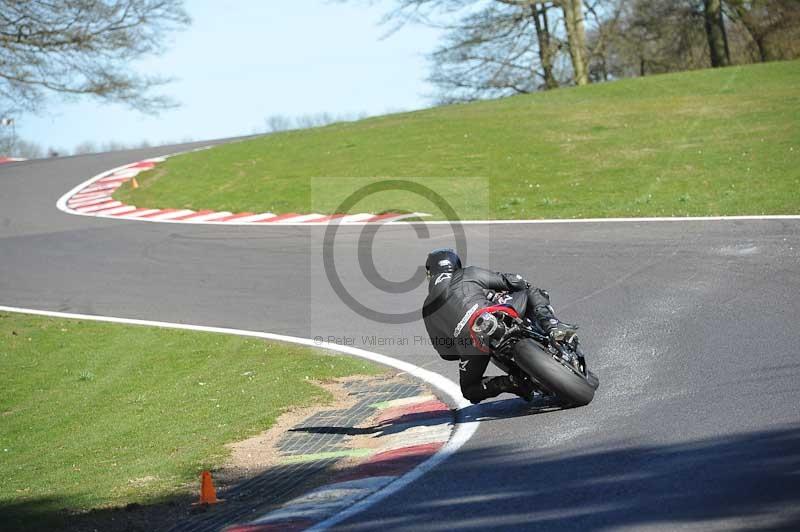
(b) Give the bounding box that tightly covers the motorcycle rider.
[422,248,577,404]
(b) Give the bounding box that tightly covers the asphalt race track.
[2,147,799,531]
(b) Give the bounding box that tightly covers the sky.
[17,1,442,153]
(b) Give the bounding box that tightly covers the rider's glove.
[504,273,529,291]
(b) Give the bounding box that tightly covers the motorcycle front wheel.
[513,339,598,407]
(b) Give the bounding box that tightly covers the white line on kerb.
[55,147,213,217]
[0,305,478,530]
[54,148,800,226]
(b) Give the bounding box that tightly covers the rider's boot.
[507,374,540,402]
[539,316,579,342]
[532,300,579,343]
[478,375,539,403]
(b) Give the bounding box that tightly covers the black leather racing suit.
[422,266,555,404]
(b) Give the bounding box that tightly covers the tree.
[593,0,799,77]
[595,0,729,78]
[353,0,799,101]
[494,1,590,87]
[0,0,190,115]
[0,130,44,158]
[531,2,560,89]
[366,0,599,101]
[726,0,800,62]
[265,114,293,133]
[72,141,98,155]
[557,0,589,84]
[428,3,547,102]
[584,0,624,81]
[703,0,731,66]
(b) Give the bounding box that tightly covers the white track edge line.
[55,151,800,226]
[0,304,477,530]
[397,215,800,225]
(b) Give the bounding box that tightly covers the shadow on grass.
[0,492,194,532]
[0,457,339,532]
[3,424,800,531]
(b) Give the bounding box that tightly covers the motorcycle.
[470,306,600,407]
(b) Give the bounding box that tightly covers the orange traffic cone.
[194,470,222,505]
[131,177,139,189]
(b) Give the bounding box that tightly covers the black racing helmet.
[425,248,462,278]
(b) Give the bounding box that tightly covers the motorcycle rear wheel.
[513,339,598,407]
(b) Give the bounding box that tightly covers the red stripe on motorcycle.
[467,305,519,353]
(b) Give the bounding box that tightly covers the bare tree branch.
[0,0,190,114]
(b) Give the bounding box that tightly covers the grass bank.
[0,312,380,529]
[115,60,799,219]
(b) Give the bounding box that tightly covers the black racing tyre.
[513,339,597,407]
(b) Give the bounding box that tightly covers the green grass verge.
[115,60,800,219]
[0,313,381,528]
